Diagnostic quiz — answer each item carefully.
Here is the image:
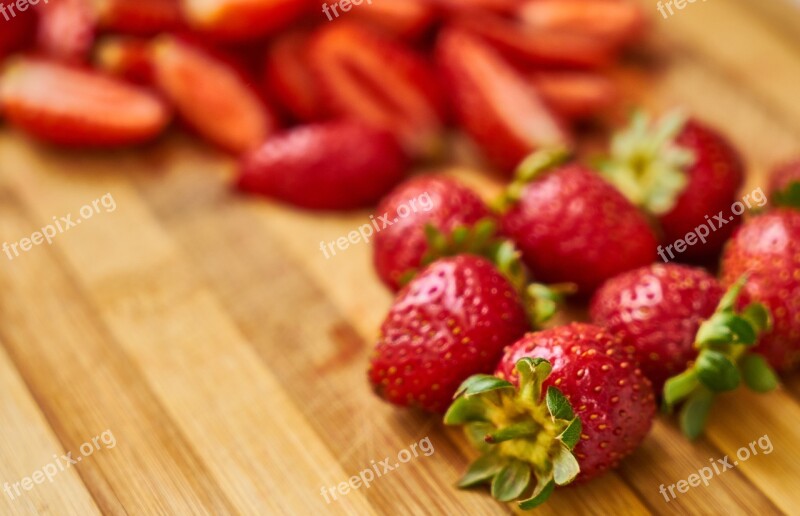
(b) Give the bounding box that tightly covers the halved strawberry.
[308,23,445,157]
[263,30,326,123]
[436,29,569,172]
[94,0,182,35]
[345,0,438,39]
[432,0,516,14]
[452,13,617,69]
[95,37,155,84]
[151,35,277,153]
[517,0,646,47]
[0,58,170,146]
[529,72,617,120]
[0,0,36,60]
[36,0,96,63]
[180,0,310,42]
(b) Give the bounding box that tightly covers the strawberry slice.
[263,30,326,123]
[36,0,96,63]
[518,0,646,47]
[436,29,569,172]
[151,36,277,153]
[453,13,616,68]
[94,0,182,35]
[308,23,445,157]
[95,37,155,84]
[344,0,438,39]
[0,0,36,59]
[529,72,617,120]
[431,0,516,14]
[181,0,310,42]
[0,58,170,146]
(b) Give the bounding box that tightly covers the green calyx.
[599,110,695,215]
[772,180,800,209]
[444,358,582,510]
[663,275,778,440]
[494,147,572,213]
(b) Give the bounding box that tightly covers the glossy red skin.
[369,255,529,413]
[238,121,408,211]
[35,0,95,63]
[659,120,745,262]
[373,176,492,291]
[436,29,569,173]
[94,0,183,35]
[500,164,658,293]
[496,323,655,482]
[0,0,36,59]
[345,0,438,39]
[769,159,800,203]
[182,0,311,42]
[590,264,723,392]
[721,209,800,372]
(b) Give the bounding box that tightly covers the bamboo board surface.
[1,1,800,514]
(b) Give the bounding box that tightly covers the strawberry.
[308,23,445,157]
[373,176,492,290]
[94,37,155,84]
[180,0,310,41]
[238,121,408,211]
[769,159,800,208]
[528,72,617,121]
[498,149,658,293]
[35,0,95,63]
[369,254,529,413]
[263,30,326,123]
[0,0,36,60]
[151,35,277,153]
[436,29,569,173]
[720,209,800,372]
[431,0,516,14]
[600,112,745,263]
[445,323,655,508]
[345,0,438,39]
[0,57,170,147]
[590,263,724,392]
[94,0,182,35]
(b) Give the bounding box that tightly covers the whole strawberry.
[373,176,492,290]
[238,121,408,210]
[368,255,529,413]
[499,149,658,293]
[720,209,800,372]
[601,112,744,263]
[769,159,800,207]
[445,323,655,508]
[590,264,724,392]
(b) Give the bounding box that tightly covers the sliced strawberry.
[529,71,617,120]
[0,0,36,59]
[151,36,277,153]
[453,13,616,69]
[94,0,182,35]
[0,58,170,146]
[238,121,408,211]
[263,30,326,123]
[436,29,569,172]
[181,0,310,42]
[36,0,96,63]
[344,0,438,39]
[518,0,646,47]
[95,37,155,85]
[431,0,516,14]
[308,23,445,157]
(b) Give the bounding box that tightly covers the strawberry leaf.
[680,388,714,440]
[518,477,555,510]
[453,374,514,399]
[696,350,741,392]
[546,386,575,420]
[740,354,780,393]
[491,460,531,502]
[558,417,582,450]
[458,454,507,488]
[553,444,581,485]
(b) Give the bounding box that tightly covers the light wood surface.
[1,1,799,514]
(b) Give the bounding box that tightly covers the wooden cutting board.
[1,0,799,514]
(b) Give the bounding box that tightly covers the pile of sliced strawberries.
[0,0,646,207]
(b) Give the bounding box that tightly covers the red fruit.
[494,323,655,482]
[0,57,170,146]
[36,0,95,62]
[308,23,445,157]
[238,121,408,211]
[369,255,529,413]
[151,36,276,153]
[452,13,617,69]
[603,114,745,263]
[529,72,617,120]
[181,0,310,42]
[769,159,800,207]
[95,37,155,84]
[436,29,569,172]
[517,0,646,47]
[263,30,326,123]
[0,0,36,60]
[94,0,182,35]
[720,209,800,372]
[346,0,437,39]
[500,154,658,293]
[432,0,516,14]
[373,176,492,290]
[590,264,724,392]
